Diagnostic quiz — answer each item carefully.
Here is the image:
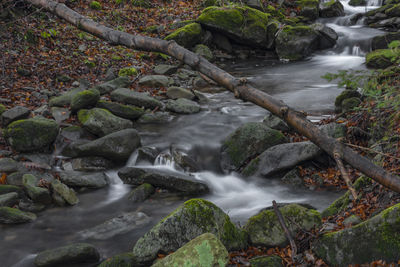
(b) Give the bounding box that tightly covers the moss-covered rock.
[166,87,195,100]
[35,243,100,267]
[22,174,52,204]
[296,0,319,20]
[245,204,321,247]
[51,180,79,205]
[349,0,366,5]
[93,76,131,95]
[221,122,287,172]
[366,48,400,69]
[385,3,400,16]
[313,203,400,265]
[70,89,100,112]
[97,100,144,120]
[110,88,164,109]
[319,0,345,17]
[371,32,400,50]
[132,199,247,264]
[89,1,101,9]
[249,255,283,267]
[118,67,138,77]
[334,89,361,112]
[0,207,36,224]
[4,118,58,152]
[0,185,23,196]
[194,44,214,61]
[166,98,201,114]
[0,104,5,116]
[197,6,279,49]
[165,23,204,48]
[49,87,84,107]
[151,233,229,267]
[77,108,133,137]
[98,252,137,267]
[128,183,155,202]
[275,25,319,61]
[342,97,361,112]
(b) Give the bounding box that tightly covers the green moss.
[98,252,137,267]
[165,23,203,48]
[241,157,260,176]
[342,97,361,112]
[0,185,22,195]
[296,0,319,7]
[349,0,366,6]
[0,104,5,116]
[118,67,138,77]
[89,1,101,9]
[71,89,100,112]
[366,48,400,69]
[77,109,90,123]
[334,89,361,108]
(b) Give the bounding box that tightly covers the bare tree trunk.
[26,0,400,193]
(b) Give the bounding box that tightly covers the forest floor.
[1,0,400,266]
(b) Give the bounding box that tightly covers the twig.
[333,149,358,200]
[272,200,297,263]
[345,142,400,161]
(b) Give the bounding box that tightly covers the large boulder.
[310,23,339,49]
[220,122,287,172]
[1,106,30,126]
[319,0,345,18]
[366,49,400,69]
[296,0,320,21]
[132,198,247,264]
[79,212,150,240]
[371,32,400,50]
[77,108,133,137]
[245,204,322,247]
[73,129,141,162]
[110,88,163,110]
[34,243,100,267]
[59,171,109,188]
[4,118,58,152]
[118,167,209,195]
[165,22,204,48]
[70,89,100,112]
[0,207,36,224]
[197,6,279,49]
[151,233,229,267]
[335,89,361,112]
[97,100,145,120]
[313,203,400,265]
[242,141,322,177]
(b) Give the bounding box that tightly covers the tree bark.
[26,0,400,193]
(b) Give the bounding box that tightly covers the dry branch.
[26,0,400,193]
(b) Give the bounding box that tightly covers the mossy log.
[27,0,400,193]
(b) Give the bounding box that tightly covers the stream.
[1,1,385,266]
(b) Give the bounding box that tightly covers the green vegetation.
[89,1,102,9]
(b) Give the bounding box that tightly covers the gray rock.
[77,108,133,137]
[310,23,339,49]
[245,204,322,247]
[221,122,287,172]
[154,64,178,75]
[59,171,108,188]
[171,148,200,172]
[0,158,19,173]
[51,180,79,205]
[166,87,195,100]
[212,33,232,53]
[70,89,100,112]
[242,141,321,177]
[93,76,131,95]
[281,168,304,187]
[263,113,290,132]
[137,112,174,124]
[71,156,115,171]
[0,192,19,207]
[74,129,141,162]
[342,97,361,112]
[34,243,100,267]
[78,212,150,240]
[60,126,91,141]
[5,172,25,186]
[250,255,283,267]
[4,118,59,152]
[194,44,214,61]
[49,87,84,107]
[98,252,137,267]
[118,167,209,195]
[313,203,400,265]
[1,106,30,126]
[319,0,344,18]
[318,122,346,138]
[138,75,170,87]
[371,32,400,50]
[0,184,23,195]
[0,207,36,224]
[97,100,145,120]
[166,98,201,114]
[136,147,159,164]
[111,88,164,109]
[343,214,362,226]
[18,198,46,212]
[151,233,229,267]
[132,198,247,264]
[128,183,155,202]
[50,107,70,124]
[22,174,52,204]
[104,67,117,81]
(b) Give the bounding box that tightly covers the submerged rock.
[313,203,400,265]
[118,167,209,195]
[221,122,287,172]
[34,243,100,267]
[4,118,59,152]
[151,233,229,267]
[245,204,322,247]
[78,108,133,137]
[242,141,321,177]
[79,212,150,240]
[132,198,247,264]
[0,207,36,224]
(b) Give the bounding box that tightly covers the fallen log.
[26,0,400,193]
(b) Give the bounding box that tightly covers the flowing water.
[1,2,386,266]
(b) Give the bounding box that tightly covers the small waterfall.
[154,152,175,168]
[366,0,382,6]
[352,45,361,56]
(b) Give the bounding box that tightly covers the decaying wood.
[333,150,358,200]
[27,0,400,193]
[272,200,297,263]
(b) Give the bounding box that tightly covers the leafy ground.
[1,0,400,266]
